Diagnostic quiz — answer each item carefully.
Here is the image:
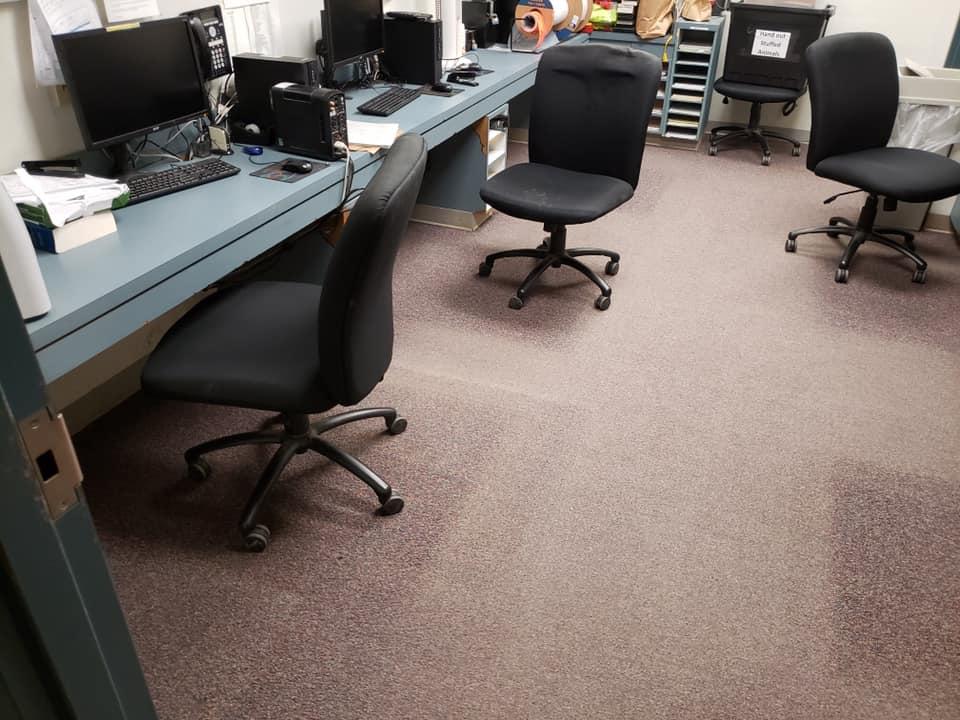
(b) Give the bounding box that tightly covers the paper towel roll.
[0,185,51,321]
[437,0,465,61]
[548,0,569,28]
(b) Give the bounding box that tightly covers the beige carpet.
[77,142,960,720]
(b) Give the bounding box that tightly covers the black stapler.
[447,70,478,87]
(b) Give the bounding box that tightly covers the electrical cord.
[335,141,354,209]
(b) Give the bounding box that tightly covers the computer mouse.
[431,82,453,94]
[282,160,313,174]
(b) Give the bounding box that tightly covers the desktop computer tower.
[232,53,320,144]
[382,15,442,86]
[272,84,348,161]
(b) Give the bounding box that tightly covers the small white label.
[751,29,791,59]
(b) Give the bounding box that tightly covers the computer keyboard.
[357,86,423,117]
[125,157,240,205]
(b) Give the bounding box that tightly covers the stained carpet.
[77,142,960,720]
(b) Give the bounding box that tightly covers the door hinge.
[18,408,83,521]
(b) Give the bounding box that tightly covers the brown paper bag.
[636,0,674,39]
[680,0,712,21]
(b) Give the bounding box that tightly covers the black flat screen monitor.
[323,0,385,68]
[53,18,209,150]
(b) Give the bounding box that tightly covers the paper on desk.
[102,0,160,24]
[0,175,38,205]
[28,0,102,86]
[347,121,400,149]
[13,169,127,227]
[223,0,280,55]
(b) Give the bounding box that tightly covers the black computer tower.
[272,84,348,161]
[382,15,442,86]
[232,53,320,144]
[494,0,519,43]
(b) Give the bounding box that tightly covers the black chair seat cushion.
[142,281,335,414]
[815,147,960,203]
[714,79,804,104]
[480,163,634,225]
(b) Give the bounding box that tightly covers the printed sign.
[752,29,791,59]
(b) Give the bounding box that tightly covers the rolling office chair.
[477,43,661,310]
[141,134,428,551]
[786,33,960,284]
[709,3,832,165]
[708,82,803,165]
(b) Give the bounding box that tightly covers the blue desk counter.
[26,47,547,383]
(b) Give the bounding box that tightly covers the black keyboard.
[357,86,423,117]
[125,158,240,205]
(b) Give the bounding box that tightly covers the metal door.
[0,256,157,720]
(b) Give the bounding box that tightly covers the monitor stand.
[104,143,134,180]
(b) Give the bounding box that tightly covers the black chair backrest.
[529,43,661,188]
[805,32,900,170]
[317,133,427,406]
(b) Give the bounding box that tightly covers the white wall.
[0,0,321,173]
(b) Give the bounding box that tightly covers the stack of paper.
[4,170,129,227]
[347,121,401,154]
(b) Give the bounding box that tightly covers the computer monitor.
[53,18,209,151]
[321,0,385,69]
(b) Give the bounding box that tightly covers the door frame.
[0,256,157,720]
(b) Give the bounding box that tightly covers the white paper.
[347,121,400,148]
[751,29,791,60]
[102,0,160,24]
[28,0,102,86]
[13,169,127,227]
[224,0,280,56]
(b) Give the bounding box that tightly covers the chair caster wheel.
[243,524,271,553]
[387,416,408,435]
[792,146,802,157]
[835,267,849,284]
[604,260,620,276]
[379,493,404,516]
[478,262,492,277]
[508,295,524,310]
[785,237,797,253]
[708,144,718,157]
[912,268,927,284]
[595,295,611,311]
[761,153,771,166]
[185,457,211,482]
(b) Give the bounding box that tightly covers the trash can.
[879,64,960,231]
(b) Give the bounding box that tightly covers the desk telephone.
[183,5,232,80]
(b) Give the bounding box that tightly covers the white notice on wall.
[28,0,102,86]
[223,0,281,56]
[751,29,791,60]
[102,0,160,24]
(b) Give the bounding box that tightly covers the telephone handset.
[183,5,232,80]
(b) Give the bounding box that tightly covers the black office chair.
[141,134,428,551]
[708,82,803,165]
[786,33,960,284]
[477,43,660,310]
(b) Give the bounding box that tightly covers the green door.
[0,256,157,719]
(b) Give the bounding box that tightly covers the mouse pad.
[250,158,328,183]
[421,87,464,97]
